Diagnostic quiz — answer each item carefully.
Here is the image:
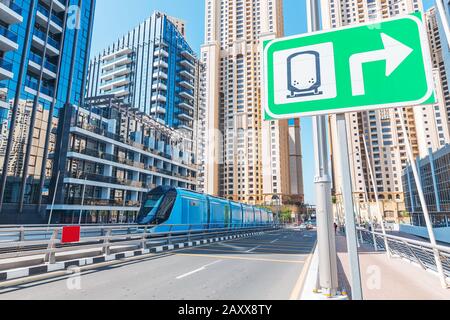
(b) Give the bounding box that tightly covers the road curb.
[0,231,266,283]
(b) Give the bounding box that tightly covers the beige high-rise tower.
[200,0,304,205]
[321,0,436,222]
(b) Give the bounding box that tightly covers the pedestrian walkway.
[336,233,450,300]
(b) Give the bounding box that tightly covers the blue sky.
[90,0,436,205]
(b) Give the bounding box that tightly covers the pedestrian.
[334,222,338,234]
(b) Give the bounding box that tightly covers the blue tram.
[137,186,274,231]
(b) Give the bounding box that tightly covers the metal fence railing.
[357,228,450,288]
[0,224,281,265]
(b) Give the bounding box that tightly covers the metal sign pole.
[336,113,363,300]
[397,109,448,289]
[308,0,339,297]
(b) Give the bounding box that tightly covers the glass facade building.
[49,96,197,224]
[402,144,450,227]
[87,11,198,135]
[0,0,96,223]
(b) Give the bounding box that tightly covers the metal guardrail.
[0,224,281,265]
[357,228,450,287]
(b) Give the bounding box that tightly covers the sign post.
[336,113,363,300]
[264,12,435,298]
[307,0,339,298]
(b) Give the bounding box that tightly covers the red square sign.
[61,226,81,243]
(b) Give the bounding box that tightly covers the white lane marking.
[176,260,222,280]
[218,242,247,251]
[270,239,279,244]
[246,245,261,253]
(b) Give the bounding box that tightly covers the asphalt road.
[0,229,317,300]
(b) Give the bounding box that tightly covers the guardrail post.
[103,229,112,256]
[371,229,378,251]
[167,225,172,245]
[44,229,58,264]
[19,226,25,242]
[141,227,147,250]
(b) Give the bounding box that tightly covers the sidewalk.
[336,233,450,300]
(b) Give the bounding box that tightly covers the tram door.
[224,205,231,229]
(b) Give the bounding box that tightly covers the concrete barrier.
[0,231,266,283]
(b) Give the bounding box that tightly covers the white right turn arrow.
[349,33,413,96]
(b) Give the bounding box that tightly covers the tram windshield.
[137,191,165,224]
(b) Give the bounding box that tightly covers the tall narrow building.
[201,0,304,206]
[321,0,432,222]
[436,0,450,88]
[0,0,96,223]
[420,7,450,153]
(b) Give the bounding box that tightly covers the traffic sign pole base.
[308,289,349,300]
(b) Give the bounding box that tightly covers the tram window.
[155,190,177,223]
[144,194,163,208]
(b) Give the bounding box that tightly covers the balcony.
[106,86,130,97]
[0,57,13,80]
[41,0,65,13]
[65,197,141,208]
[32,29,60,56]
[36,4,63,34]
[177,111,193,121]
[180,50,195,61]
[179,91,194,100]
[153,59,168,69]
[152,82,167,91]
[154,48,169,58]
[0,0,23,25]
[28,52,57,79]
[67,171,146,189]
[0,25,18,52]
[179,59,195,70]
[102,54,132,70]
[99,75,130,90]
[179,70,195,80]
[179,80,194,90]
[101,47,133,62]
[100,65,131,80]
[150,106,166,114]
[154,39,168,47]
[178,101,194,110]
[177,123,193,131]
[25,76,55,98]
[151,94,167,103]
[153,70,167,80]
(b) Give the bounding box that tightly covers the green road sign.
[263,13,435,120]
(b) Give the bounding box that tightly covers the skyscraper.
[434,1,450,124]
[436,0,450,86]
[87,11,198,132]
[320,0,439,222]
[419,7,450,153]
[0,0,96,223]
[85,11,201,192]
[201,0,304,206]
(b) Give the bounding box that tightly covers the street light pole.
[307,0,339,297]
